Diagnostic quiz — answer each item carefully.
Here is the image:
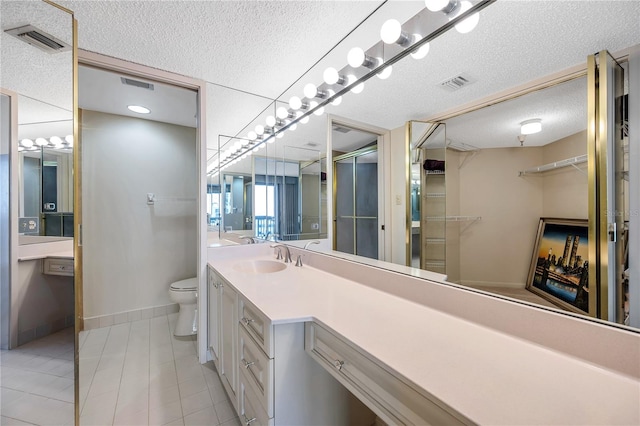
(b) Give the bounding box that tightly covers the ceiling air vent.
[438,73,476,92]
[4,25,70,53]
[332,125,352,134]
[120,77,155,91]
[305,142,320,148]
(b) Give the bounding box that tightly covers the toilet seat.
[170,277,197,292]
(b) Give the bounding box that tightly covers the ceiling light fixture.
[20,138,34,148]
[377,65,393,80]
[127,105,150,114]
[50,136,63,145]
[380,19,410,46]
[347,47,377,69]
[323,67,346,86]
[289,96,306,110]
[520,119,542,135]
[450,1,480,33]
[64,135,73,145]
[410,35,430,59]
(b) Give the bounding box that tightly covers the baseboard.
[459,280,525,289]
[17,314,74,346]
[83,303,179,330]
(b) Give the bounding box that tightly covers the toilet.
[169,277,198,336]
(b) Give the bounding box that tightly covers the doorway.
[333,146,379,259]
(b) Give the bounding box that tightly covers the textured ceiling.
[4,0,640,167]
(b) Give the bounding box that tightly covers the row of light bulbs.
[213,0,480,174]
[18,135,74,151]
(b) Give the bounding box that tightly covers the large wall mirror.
[1,1,74,244]
[1,1,76,423]
[206,1,638,334]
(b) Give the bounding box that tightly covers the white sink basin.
[233,260,287,274]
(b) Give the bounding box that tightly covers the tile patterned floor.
[1,327,75,426]
[79,313,240,426]
[1,314,241,426]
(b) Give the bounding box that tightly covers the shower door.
[333,147,378,259]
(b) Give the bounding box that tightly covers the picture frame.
[525,218,591,315]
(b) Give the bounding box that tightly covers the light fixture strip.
[211,0,495,173]
[282,0,496,130]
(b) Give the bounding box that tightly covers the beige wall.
[81,111,197,318]
[454,131,588,288]
[458,147,544,287]
[542,130,588,219]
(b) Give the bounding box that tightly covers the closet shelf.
[425,216,481,222]
[425,170,445,175]
[424,260,445,267]
[425,238,446,244]
[425,193,445,198]
[518,154,587,176]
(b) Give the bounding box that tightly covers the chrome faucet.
[270,244,292,263]
[239,235,256,244]
[304,240,320,250]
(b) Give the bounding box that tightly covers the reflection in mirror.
[278,146,324,241]
[411,76,597,315]
[1,1,75,424]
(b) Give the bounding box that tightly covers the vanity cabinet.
[220,275,239,410]
[208,265,375,425]
[305,322,468,425]
[207,265,221,366]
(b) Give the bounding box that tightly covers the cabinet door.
[220,280,238,408]
[207,267,221,362]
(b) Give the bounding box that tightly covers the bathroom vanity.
[207,243,640,425]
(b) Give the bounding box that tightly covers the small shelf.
[425,238,445,244]
[425,170,445,175]
[424,260,445,267]
[425,193,445,198]
[425,216,481,222]
[518,154,587,176]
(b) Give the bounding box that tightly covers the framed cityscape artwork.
[525,218,591,315]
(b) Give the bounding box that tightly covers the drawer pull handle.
[241,317,255,326]
[243,415,256,425]
[242,358,255,369]
[334,359,345,371]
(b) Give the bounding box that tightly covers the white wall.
[389,125,407,265]
[81,111,197,318]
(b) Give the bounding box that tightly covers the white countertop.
[208,246,640,425]
[17,239,74,261]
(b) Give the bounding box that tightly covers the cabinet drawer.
[42,257,74,276]
[239,326,273,417]
[239,374,273,426]
[239,299,272,357]
[305,322,470,426]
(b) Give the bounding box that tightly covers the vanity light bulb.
[300,115,310,124]
[451,0,479,34]
[323,67,340,85]
[276,132,284,139]
[425,0,451,12]
[64,135,73,145]
[410,35,430,59]
[255,125,265,135]
[347,75,364,94]
[266,116,276,127]
[276,107,289,120]
[21,138,34,148]
[259,141,267,148]
[314,106,325,116]
[50,136,63,145]
[241,139,249,147]
[252,146,260,153]
[347,47,365,68]
[289,123,298,131]
[377,65,393,80]
[35,137,48,146]
[380,19,402,44]
[303,83,318,99]
[247,131,257,141]
[233,142,242,151]
[331,96,342,106]
[289,96,302,110]
[241,153,248,159]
